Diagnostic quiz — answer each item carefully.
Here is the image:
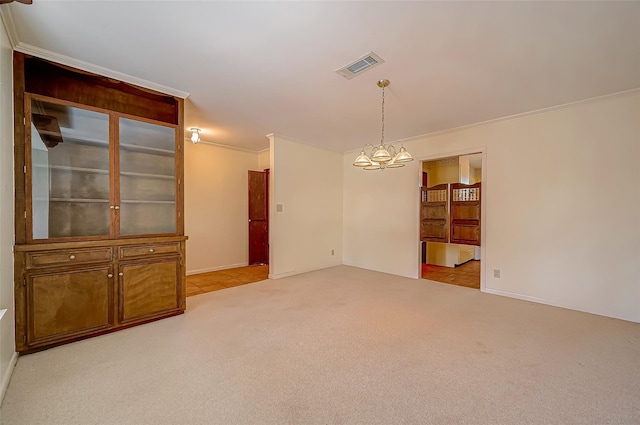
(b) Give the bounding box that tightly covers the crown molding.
[396,87,640,146]
[0,6,18,49]
[184,137,260,154]
[13,42,190,99]
[344,87,640,155]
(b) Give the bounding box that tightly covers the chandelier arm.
[362,143,375,152]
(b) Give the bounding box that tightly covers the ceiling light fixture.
[353,79,413,170]
[190,127,201,144]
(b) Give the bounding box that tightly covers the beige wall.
[257,148,270,170]
[184,142,260,274]
[269,135,342,278]
[470,166,481,184]
[344,91,640,323]
[423,161,458,186]
[0,16,15,401]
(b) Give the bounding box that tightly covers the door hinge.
[178,178,180,185]
[23,165,26,174]
[23,278,26,286]
[24,211,27,219]
[23,334,26,343]
[23,117,26,126]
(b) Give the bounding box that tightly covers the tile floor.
[186,265,269,297]
[421,260,480,289]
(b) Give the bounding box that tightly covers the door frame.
[417,147,487,292]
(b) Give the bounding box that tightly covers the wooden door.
[248,170,269,265]
[421,184,449,243]
[119,257,180,324]
[450,182,481,245]
[26,266,114,346]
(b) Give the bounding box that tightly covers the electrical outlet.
[493,269,501,278]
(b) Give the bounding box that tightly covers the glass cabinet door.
[30,98,110,239]
[118,118,176,236]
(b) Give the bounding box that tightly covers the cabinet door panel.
[421,184,449,243]
[119,203,176,236]
[27,266,113,345]
[120,258,180,323]
[29,98,111,240]
[450,183,481,246]
[118,118,177,236]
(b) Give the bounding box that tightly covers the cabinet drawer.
[27,247,113,268]
[119,243,180,259]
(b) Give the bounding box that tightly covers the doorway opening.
[420,154,482,289]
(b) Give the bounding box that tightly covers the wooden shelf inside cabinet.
[119,143,175,156]
[62,136,110,148]
[120,170,174,180]
[47,198,110,203]
[121,200,176,205]
[33,164,110,175]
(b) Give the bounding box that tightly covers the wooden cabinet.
[13,53,187,353]
[15,238,186,352]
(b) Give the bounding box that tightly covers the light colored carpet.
[1,265,639,425]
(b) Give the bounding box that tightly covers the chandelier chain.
[381,84,385,144]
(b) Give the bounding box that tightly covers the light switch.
[276,204,283,212]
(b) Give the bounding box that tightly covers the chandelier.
[353,79,413,170]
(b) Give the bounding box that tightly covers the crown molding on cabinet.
[13,41,190,99]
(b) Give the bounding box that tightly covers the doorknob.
[248,219,252,222]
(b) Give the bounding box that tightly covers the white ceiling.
[4,1,640,153]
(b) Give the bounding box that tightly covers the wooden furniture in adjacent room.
[420,183,449,243]
[13,53,187,353]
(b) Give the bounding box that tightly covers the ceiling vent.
[335,52,385,79]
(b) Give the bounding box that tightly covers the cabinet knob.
[69,255,76,260]
[110,205,115,209]
[148,249,155,253]
[118,272,124,277]
[107,273,113,278]
[114,206,120,210]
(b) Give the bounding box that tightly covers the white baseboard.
[483,287,639,323]
[186,262,249,276]
[0,351,18,405]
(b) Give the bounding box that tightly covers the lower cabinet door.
[27,266,114,346]
[119,257,181,323]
